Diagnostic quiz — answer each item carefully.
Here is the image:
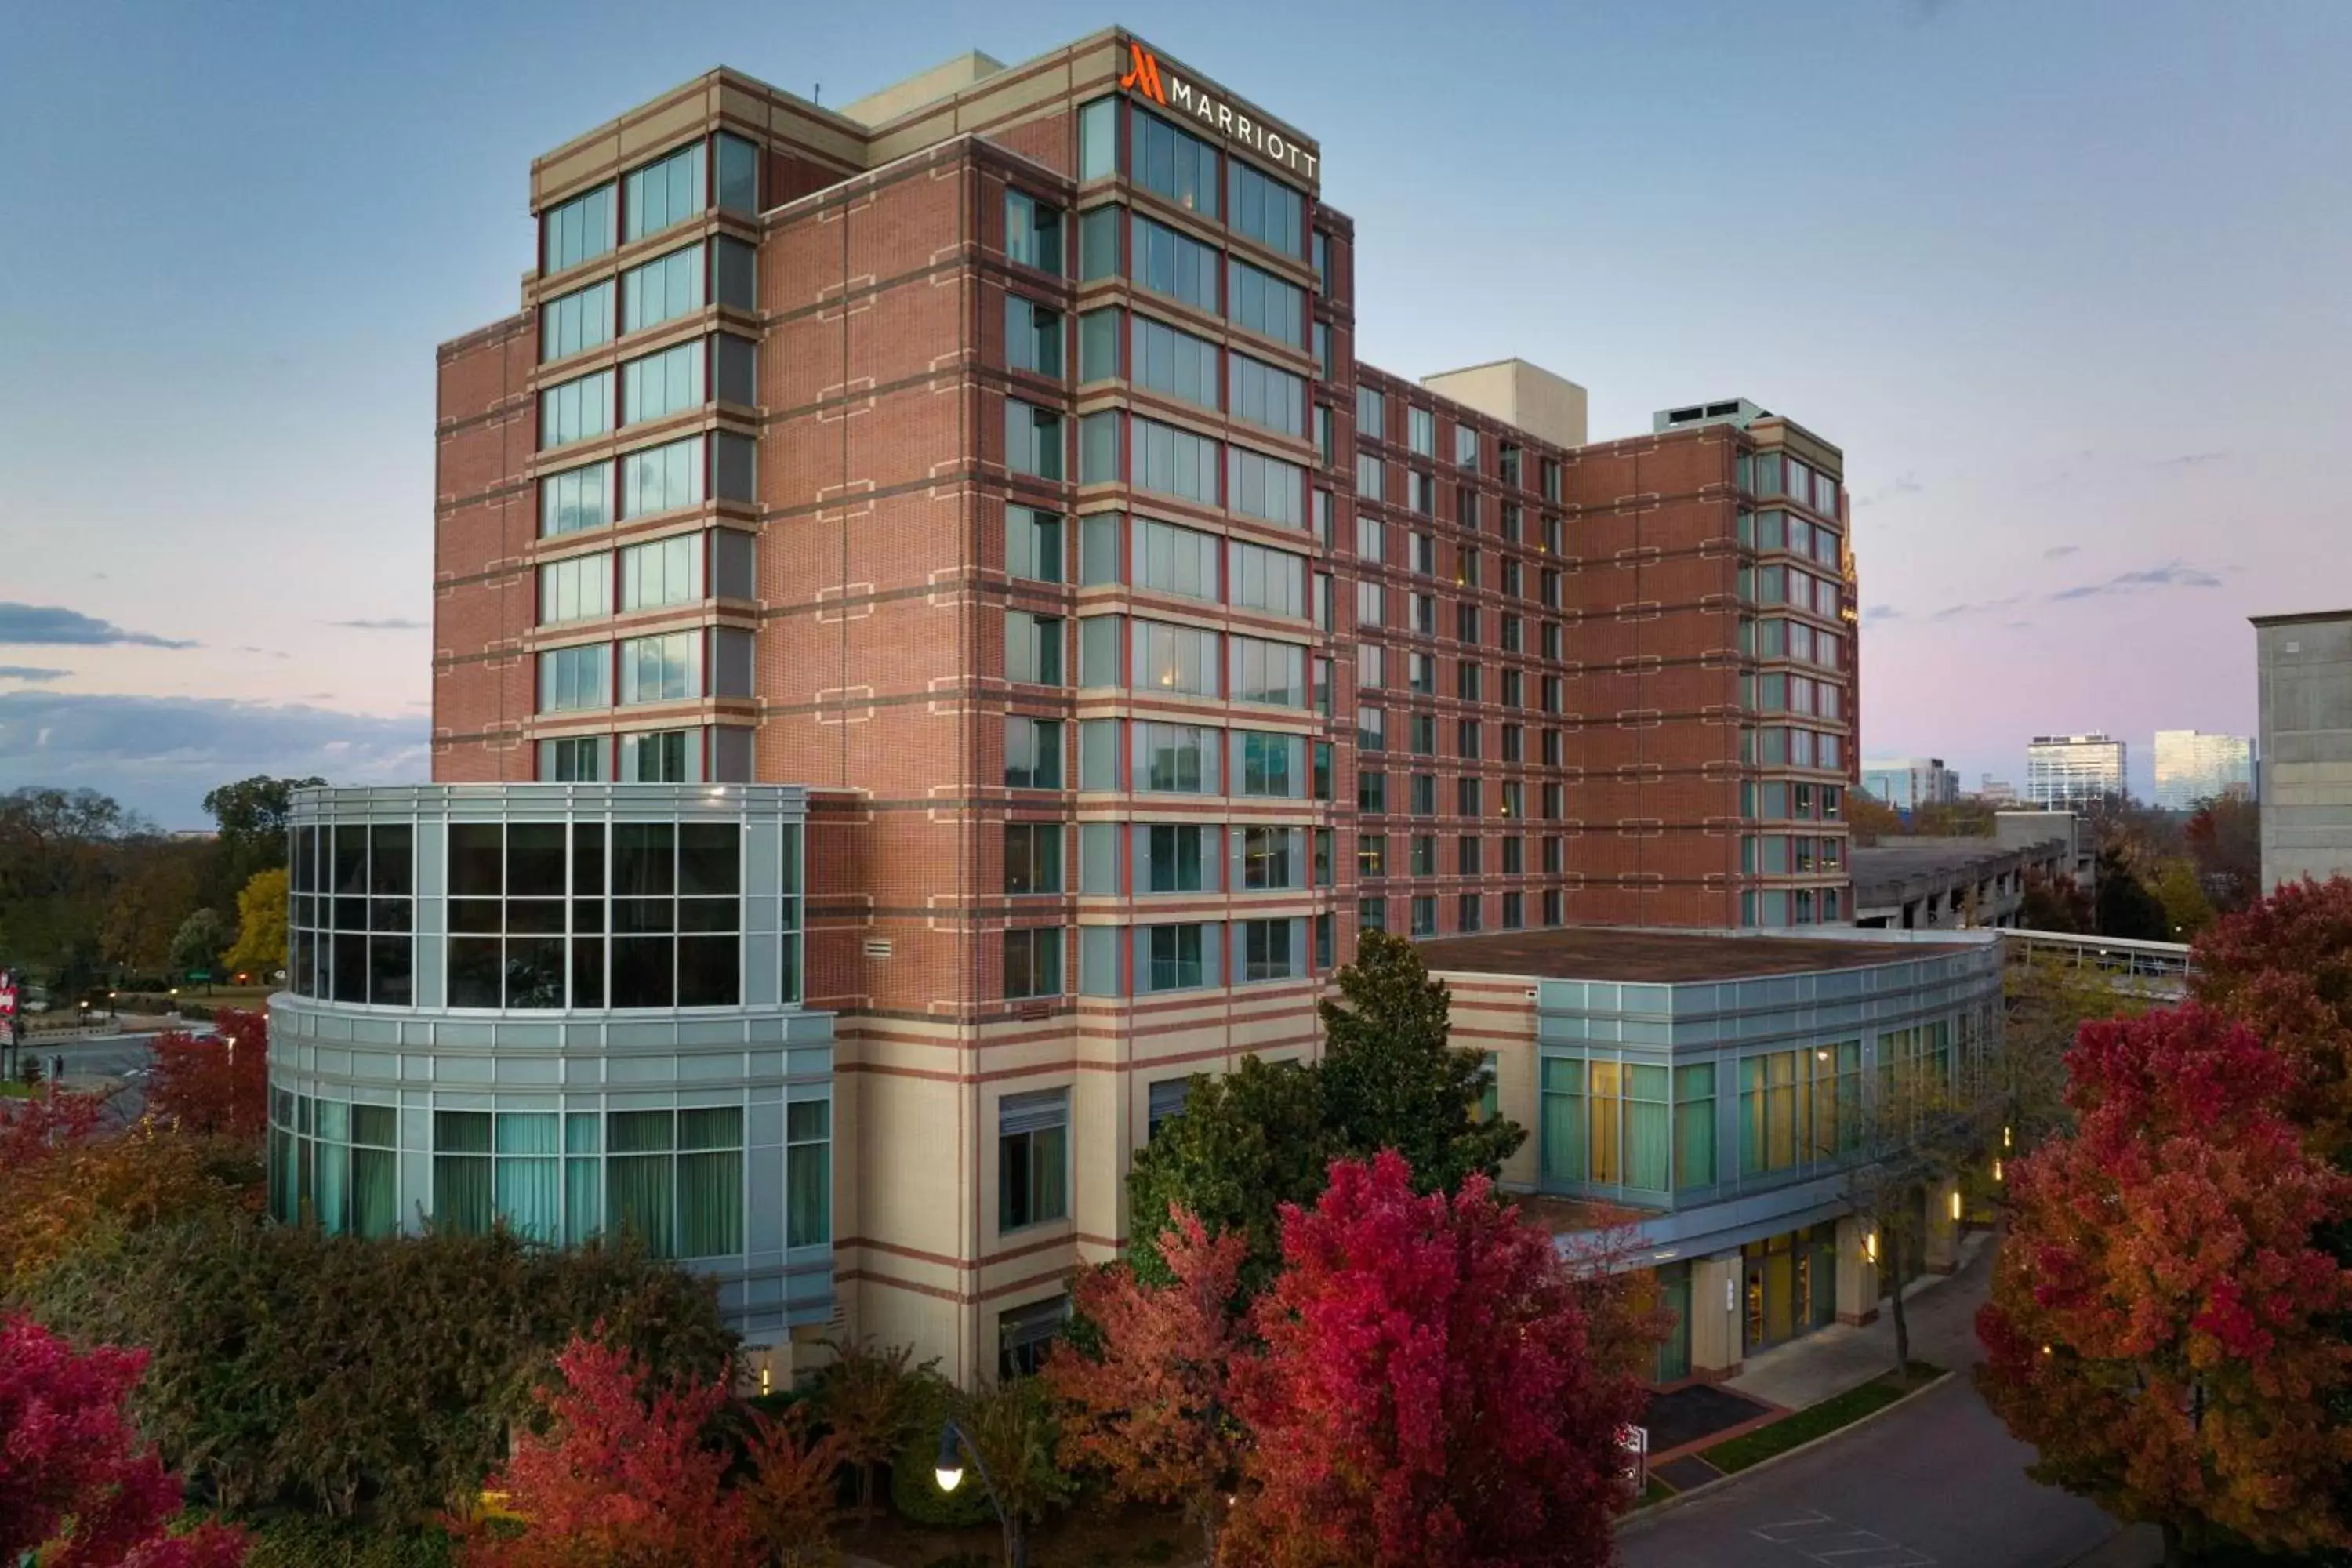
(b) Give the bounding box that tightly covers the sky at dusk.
[2,0,2345,826]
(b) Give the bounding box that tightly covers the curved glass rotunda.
[266,782,835,1338]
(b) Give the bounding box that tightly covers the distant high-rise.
[1860,757,1959,812]
[2026,733,2125,807]
[1977,775,2020,805]
[2151,729,2254,811]
[2252,611,2352,891]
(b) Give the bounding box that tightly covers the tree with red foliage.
[1046,1210,1249,1561]
[1222,1152,1646,1568]
[0,1314,249,1567]
[1976,1005,2352,1563]
[452,1330,752,1568]
[2184,794,2262,914]
[2190,875,2352,1156]
[147,1006,269,1141]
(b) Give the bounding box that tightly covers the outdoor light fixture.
[1865,1230,1878,1263]
[934,1419,1022,1565]
[933,1425,966,1494]
[2003,1124,2013,1150]
[1950,1189,1963,1221]
[1994,1159,2005,1182]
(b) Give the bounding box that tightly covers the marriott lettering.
[1166,74,1316,181]
[1120,48,1316,183]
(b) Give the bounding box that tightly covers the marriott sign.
[1119,42,1319,184]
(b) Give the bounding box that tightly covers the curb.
[1617,1369,1957,1532]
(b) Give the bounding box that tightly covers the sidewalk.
[1726,1230,1994,1410]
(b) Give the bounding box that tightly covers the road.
[11,1029,175,1122]
[1621,1366,2127,1568]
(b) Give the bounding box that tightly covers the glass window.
[618,533,703,611]
[1229,162,1305,255]
[1356,452,1385,502]
[541,281,614,363]
[619,436,704,519]
[1236,731,1303,797]
[1130,213,1219,313]
[1007,399,1064,480]
[1230,539,1306,618]
[1079,204,1120,281]
[1134,417,1219,503]
[716,132,758,215]
[622,244,706,334]
[539,736,605,781]
[713,237,755,310]
[999,1088,1071,1230]
[1408,407,1435,456]
[1239,916,1300,982]
[543,182,615,274]
[714,332,757,407]
[1229,257,1303,347]
[1135,723,1216,793]
[1006,716,1063,789]
[1078,308,1119,381]
[618,631,701,704]
[1007,296,1064,376]
[1240,826,1298,891]
[1140,922,1213,992]
[1229,637,1305,706]
[1140,822,1212,893]
[1007,611,1065,686]
[1147,1076,1191,1138]
[538,644,608,713]
[1130,313,1218,408]
[1006,190,1063,274]
[1134,517,1219,600]
[1229,448,1304,528]
[1356,385,1385,440]
[624,142,706,242]
[1080,411,1120,483]
[786,1099,830,1247]
[620,339,704,426]
[539,553,612,626]
[1077,97,1117,182]
[619,728,697,782]
[1132,108,1218,217]
[1131,619,1219,695]
[1008,506,1062,583]
[1004,927,1063,998]
[540,370,612,449]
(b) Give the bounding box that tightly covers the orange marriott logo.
[1120,42,1318,183]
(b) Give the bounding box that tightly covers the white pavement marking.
[1749,1507,1935,1566]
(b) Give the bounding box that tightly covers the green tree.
[2092,849,2171,942]
[1997,955,2141,1156]
[101,840,205,977]
[1840,1043,1985,1378]
[1126,1055,1330,1293]
[170,907,230,979]
[2185,793,2261,913]
[1318,930,1525,1195]
[223,868,289,981]
[951,1375,1075,1568]
[0,786,147,981]
[2147,858,2215,942]
[201,775,324,908]
[13,1217,735,1526]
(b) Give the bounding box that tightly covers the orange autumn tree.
[453,1331,753,1568]
[1976,1004,2352,1562]
[1044,1210,1249,1563]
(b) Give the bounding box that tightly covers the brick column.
[1835,1214,1879,1326]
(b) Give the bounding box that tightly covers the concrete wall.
[2256,613,2352,889]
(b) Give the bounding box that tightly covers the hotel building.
[265,27,1990,1385]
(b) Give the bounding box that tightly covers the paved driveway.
[1621,1341,2134,1568]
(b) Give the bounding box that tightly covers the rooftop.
[2251,608,2352,627]
[1416,927,1970,984]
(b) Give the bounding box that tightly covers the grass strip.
[1700,1361,1944,1474]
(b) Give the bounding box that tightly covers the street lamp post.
[935,1418,1023,1568]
